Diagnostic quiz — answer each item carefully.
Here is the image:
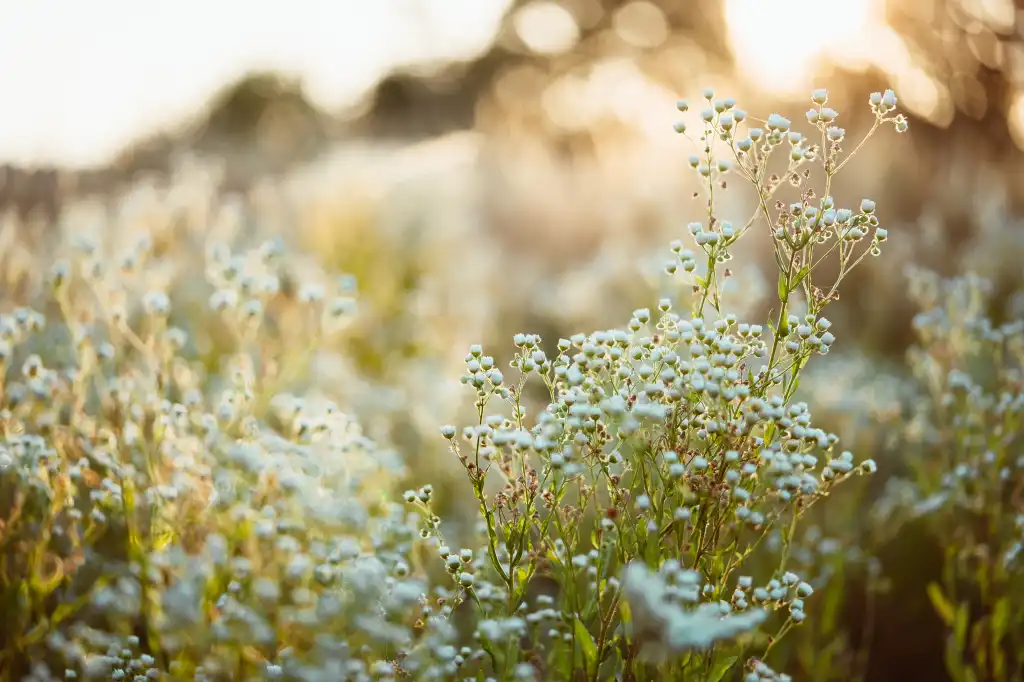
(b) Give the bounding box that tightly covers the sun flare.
[724,0,878,93]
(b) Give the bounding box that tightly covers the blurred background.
[2,1,1024,679]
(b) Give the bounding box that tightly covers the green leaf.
[927,582,955,627]
[574,617,598,678]
[18,618,50,647]
[17,581,31,611]
[954,603,969,648]
[992,596,1010,643]
[777,272,788,301]
[512,566,532,609]
[643,533,661,566]
[774,248,788,273]
[153,529,177,552]
[619,598,633,627]
[37,571,64,597]
[51,602,76,625]
[793,263,812,289]
[821,564,845,628]
[944,635,965,682]
[709,654,739,682]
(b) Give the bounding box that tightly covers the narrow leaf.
[575,617,598,678]
[927,582,955,627]
[954,602,969,648]
[991,596,1010,643]
[709,655,739,682]
[793,263,812,289]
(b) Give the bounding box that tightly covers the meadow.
[0,86,1021,682]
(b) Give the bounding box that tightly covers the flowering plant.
[873,267,1024,682]
[411,88,908,681]
[0,87,911,682]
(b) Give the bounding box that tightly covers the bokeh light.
[724,0,878,93]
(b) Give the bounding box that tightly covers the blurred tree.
[350,0,1024,190]
[0,73,337,218]
[842,0,1024,214]
[6,0,1024,228]
[351,0,734,140]
[114,72,334,191]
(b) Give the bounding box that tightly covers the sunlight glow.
[0,0,509,167]
[724,0,878,94]
[514,1,580,55]
[1008,90,1024,151]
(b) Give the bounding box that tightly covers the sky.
[0,0,508,167]
[0,0,969,168]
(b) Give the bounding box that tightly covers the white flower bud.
[766,114,791,131]
[143,291,171,316]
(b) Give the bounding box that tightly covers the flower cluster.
[407,88,902,681]
[872,266,1024,681]
[0,86,931,682]
[0,179,460,682]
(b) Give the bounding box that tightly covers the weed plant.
[409,88,907,681]
[5,86,1016,682]
[870,268,1024,682]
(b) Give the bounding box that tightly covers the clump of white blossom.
[0,177,460,681]
[406,88,906,680]
[868,266,1024,681]
[14,77,1024,682]
[0,86,936,682]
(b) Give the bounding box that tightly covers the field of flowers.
[0,87,1021,682]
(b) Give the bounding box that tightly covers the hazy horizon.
[0,0,948,170]
[0,0,509,168]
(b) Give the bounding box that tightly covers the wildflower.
[766,114,791,131]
